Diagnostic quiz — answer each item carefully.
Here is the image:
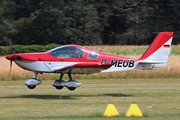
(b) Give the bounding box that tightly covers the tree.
[14,0,102,45]
[0,0,180,46]
[0,0,17,45]
[148,0,180,44]
[95,0,153,45]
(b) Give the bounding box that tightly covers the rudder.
[138,32,174,67]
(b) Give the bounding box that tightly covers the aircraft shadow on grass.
[1,93,132,100]
[2,95,78,100]
[104,93,132,97]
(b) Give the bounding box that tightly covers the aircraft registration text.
[101,59,135,67]
[111,59,135,67]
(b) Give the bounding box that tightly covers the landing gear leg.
[33,72,38,78]
[67,73,76,91]
[68,72,72,80]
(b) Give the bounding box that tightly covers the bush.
[0,43,60,55]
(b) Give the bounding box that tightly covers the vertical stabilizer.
[138,32,174,67]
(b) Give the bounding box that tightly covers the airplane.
[6,32,174,91]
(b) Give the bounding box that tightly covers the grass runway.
[1,45,180,119]
[0,78,180,120]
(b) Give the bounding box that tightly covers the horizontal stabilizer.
[138,60,166,64]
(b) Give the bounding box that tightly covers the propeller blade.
[10,60,12,74]
[10,39,12,54]
[9,39,13,74]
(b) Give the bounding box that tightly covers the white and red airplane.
[6,32,174,91]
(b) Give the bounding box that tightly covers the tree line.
[0,0,180,46]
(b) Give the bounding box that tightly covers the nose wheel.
[24,72,42,89]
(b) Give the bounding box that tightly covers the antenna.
[99,40,111,52]
[99,31,114,52]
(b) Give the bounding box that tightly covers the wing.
[51,62,111,74]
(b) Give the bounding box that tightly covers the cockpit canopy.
[48,46,84,58]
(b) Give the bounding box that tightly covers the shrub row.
[0,44,179,56]
[0,43,59,55]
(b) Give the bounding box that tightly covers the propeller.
[9,39,13,74]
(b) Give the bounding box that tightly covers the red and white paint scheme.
[6,32,174,90]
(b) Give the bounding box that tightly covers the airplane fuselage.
[9,50,137,75]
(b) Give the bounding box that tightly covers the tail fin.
[138,32,174,67]
[101,32,174,73]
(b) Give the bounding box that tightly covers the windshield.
[49,46,84,58]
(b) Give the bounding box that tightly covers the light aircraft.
[6,32,174,91]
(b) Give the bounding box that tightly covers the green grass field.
[1,45,180,119]
[0,78,180,120]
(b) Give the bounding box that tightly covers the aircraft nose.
[6,54,13,61]
[6,54,22,61]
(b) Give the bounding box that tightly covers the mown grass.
[0,78,180,120]
[0,45,180,120]
[1,44,180,120]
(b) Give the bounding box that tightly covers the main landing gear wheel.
[27,85,36,89]
[55,86,64,90]
[52,72,82,91]
[52,75,66,90]
[68,87,76,91]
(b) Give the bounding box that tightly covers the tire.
[55,86,64,90]
[68,87,76,91]
[27,85,36,89]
